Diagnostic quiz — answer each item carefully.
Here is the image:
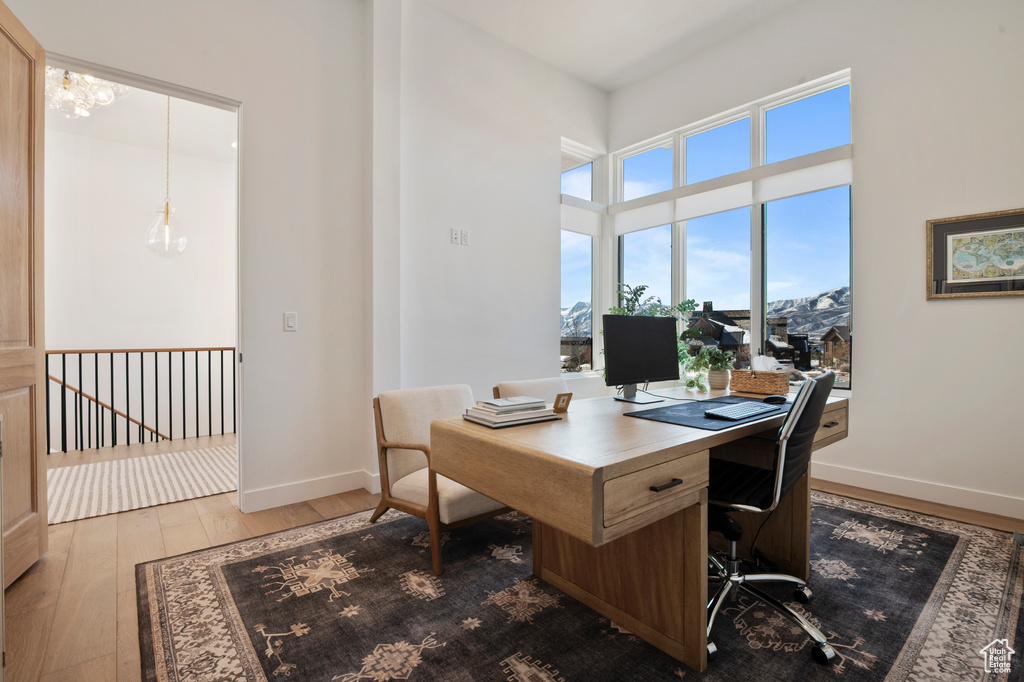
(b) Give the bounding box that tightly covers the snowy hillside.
[767,286,850,340]
[560,286,849,342]
[560,301,592,336]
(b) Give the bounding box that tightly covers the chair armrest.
[380,440,431,462]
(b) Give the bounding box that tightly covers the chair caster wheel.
[813,643,836,665]
[793,586,812,603]
[707,641,718,660]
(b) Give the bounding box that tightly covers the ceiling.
[45,76,237,166]
[45,1,803,157]
[422,0,806,92]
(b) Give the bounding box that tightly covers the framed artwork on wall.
[926,207,1024,300]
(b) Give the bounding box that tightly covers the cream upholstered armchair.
[492,377,569,403]
[370,384,508,575]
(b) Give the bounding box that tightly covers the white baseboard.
[242,462,1023,522]
[241,469,381,513]
[813,462,1024,521]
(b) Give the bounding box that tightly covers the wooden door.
[0,0,47,590]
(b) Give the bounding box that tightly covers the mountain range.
[559,300,593,336]
[766,286,850,340]
[560,286,850,342]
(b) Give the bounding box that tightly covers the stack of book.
[463,396,561,429]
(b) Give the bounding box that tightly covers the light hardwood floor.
[6,441,1018,680]
[7,436,380,681]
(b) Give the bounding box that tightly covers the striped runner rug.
[47,444,237,524]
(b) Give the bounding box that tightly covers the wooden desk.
[430,387,848,672]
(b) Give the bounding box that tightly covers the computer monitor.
[602,314,680,404]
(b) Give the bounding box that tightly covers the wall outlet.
[450,228,461,244]
[283,312,298,332]
[460,229,470,246]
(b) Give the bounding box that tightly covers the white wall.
[397,1,607,400]
[9,0,370,510]
[609,0,1024,517]
[45,130,236,349]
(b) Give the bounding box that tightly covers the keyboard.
[704,401,781,421]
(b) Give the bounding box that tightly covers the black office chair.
[706,371,836,664]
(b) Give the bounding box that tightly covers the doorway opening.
[43,57,241,523]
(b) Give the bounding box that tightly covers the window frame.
[560,139,605,375]
[603,69,853,386]
[617,138,674,203]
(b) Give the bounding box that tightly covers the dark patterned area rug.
[137,492,1022,681]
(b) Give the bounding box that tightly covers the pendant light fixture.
[45,67,130,119]
[146,96,188,257]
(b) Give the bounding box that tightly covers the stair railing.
[45,347,237,453]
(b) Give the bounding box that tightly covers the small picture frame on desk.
[553,393,572,413]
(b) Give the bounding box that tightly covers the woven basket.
[728,369,789,395]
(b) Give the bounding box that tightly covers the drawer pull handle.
[650,478,683,493]
[823,421,840,428]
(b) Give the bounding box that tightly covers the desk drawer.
[603,450,709,528]
[815,406,848,444]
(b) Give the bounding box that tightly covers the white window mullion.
[596,213,618,367]
[672,222,685,309]
[674,133,684,310]
[749,204,765,358]
[750,103,762,174]
[676,132,685,187]
[748,103,764,359]
[676,221,688,306]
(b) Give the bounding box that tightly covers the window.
[561,162,593,201]
[685,119,750,185]
[684,208,752,366]
[622,143,672,201]
[603,70,853,387]
[765,85,850,164]
[765,187,851,387]
[560,230,592,372]
[559,142,600,372]
[619,141,673,306]
[620,225,672,306]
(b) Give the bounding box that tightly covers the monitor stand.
[614,383,663,404]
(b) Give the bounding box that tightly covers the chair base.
[707,544,835,665]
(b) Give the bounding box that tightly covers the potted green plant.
[689,345,735,390]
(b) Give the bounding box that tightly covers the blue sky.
[560,230,592,308]
[562,84,851,310]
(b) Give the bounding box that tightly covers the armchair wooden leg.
[428,512,444,576]
[368,500,390,523]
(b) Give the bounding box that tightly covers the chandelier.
[44,67,129,119]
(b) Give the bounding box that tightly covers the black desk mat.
[624,395,792,431]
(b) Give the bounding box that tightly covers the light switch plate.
[283,312,298,332]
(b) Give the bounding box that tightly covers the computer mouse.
[763,395,788,405]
